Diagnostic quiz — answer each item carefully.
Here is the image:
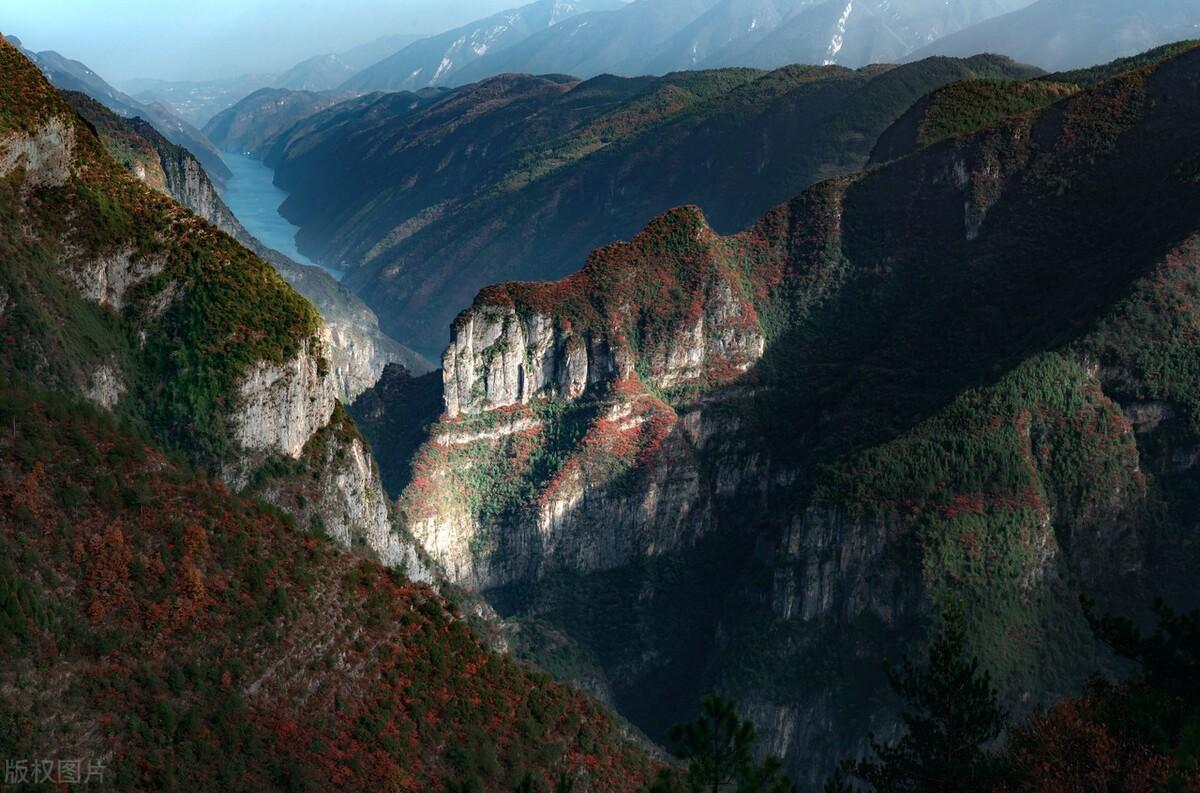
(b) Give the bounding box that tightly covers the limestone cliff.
[406,206,773,589]
[441,207,764,418]
[227,332,338,481]
[64,93,430,402]
[249,405,435,584]
[389,49,1200,789]
[0,116,75,187]
[0,68,436,588]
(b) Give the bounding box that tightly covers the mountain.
[203,87,359,156]
[911,0,1200,70]
[264,54,1040,357]
[341,0,623,92]
[125,35,426,127]
[0,394,652,790]
[346,43,1200,788]
[63,90,429,401]
[124,72,273,127]
[450,0,1036,82]
[338,32,427,71]
[449,0,725,84]
[0,34,441,578]
[0,35,655,789]
[4,36,233,185]
[273,54,357,91]
[697,0,1037,69]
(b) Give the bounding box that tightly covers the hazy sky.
[2,0,520,85]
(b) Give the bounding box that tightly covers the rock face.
[230,333,338,472]
[410,401,778,589]
[0,116,75,186]
[442,306,619,418]
[83,362,126,409]
[252,406,436,584]
[441,206,764,419]
[64,249,164,310]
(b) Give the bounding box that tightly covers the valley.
[217,150,341,279]
[3,2,1200,791]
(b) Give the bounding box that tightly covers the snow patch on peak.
[823,1,854,65]
[432,57,453,83]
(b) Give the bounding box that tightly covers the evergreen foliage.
[829,599,1007,793]
[649,694,793,793]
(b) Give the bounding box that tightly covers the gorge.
[4,4,1200,791]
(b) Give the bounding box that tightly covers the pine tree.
[650,694,794,793]
[830,596,1007,793]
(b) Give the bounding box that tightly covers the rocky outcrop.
[84,362,126,409]
[441,207,764,417]
[159,142,226,225]
[64,248,164,310]
[253,408,436,584]
[230,332,337,471]
[0,116,75,186]
[443,305,619,417]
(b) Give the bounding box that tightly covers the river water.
[217,152,343,279]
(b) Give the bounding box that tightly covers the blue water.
[218,152,343,280]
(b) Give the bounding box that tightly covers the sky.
[1,0,521,85]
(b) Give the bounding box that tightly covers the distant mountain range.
[341,0,622,92]
[912,0,1200,70]
[47,0,1200,137]
[124,33,425,127]
[4,35,232,184]
[343,0,1038,93]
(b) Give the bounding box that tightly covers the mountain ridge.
[262,53,1040,357]
[363,41,1200,788]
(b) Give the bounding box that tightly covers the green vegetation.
[0,383,653,791]
[910,80,1075,152]
[1047,40,1200,86]
[649,694,793,793]
[1,37,323,469]
[825,598,1200,792]
[828,599,1008,793]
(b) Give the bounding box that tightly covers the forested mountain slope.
[264,54,1040,356]
[0,35,653,792]
[367,43,1200,789]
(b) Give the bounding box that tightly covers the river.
[217,152,344,280]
